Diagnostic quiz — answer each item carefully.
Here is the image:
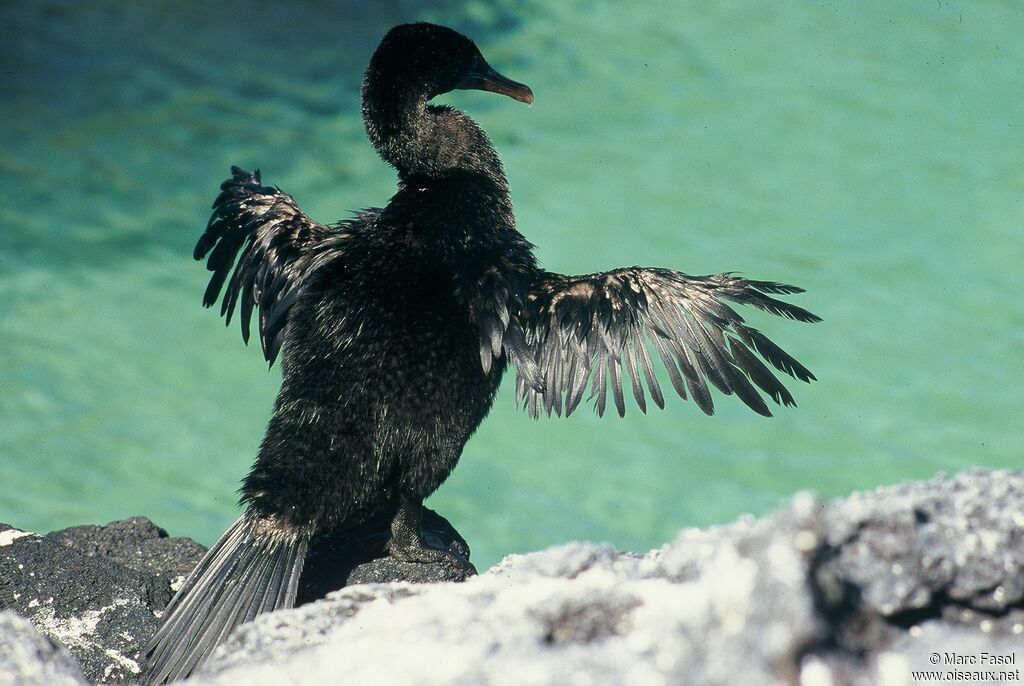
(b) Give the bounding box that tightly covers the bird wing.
[194,166,357,365]
[462,260,543,388]
[512,267,820,418]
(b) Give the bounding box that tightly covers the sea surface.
[2,1,1021,570]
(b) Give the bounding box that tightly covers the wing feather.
[194,167,356,365]
[511,268,818,418]
[609,354,626,418]
[636,334,665,410]
[623,339,647,414]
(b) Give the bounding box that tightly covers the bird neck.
[361,85,508,186]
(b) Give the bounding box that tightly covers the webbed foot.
[387,496,477,575]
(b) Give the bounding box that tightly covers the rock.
[183,469,1023,686]
[820,470,1024,618]
[186,495,828,686]
[45,517,206,586]
[0,518,205,683]
[0,509,471,684]
[807,469,1024,683]
[0,610,88,686]
[2,470,1022,685]
[297,507,476,604]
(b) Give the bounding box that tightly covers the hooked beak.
[457,54,534,105]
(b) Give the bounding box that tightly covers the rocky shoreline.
[2,469,1022,685]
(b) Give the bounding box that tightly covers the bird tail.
[143,514,310,684]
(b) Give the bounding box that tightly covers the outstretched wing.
[195,166,357,365]
[513,268,820,418]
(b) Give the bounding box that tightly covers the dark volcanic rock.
[45,517,206,584]
[1,510,473,684]
[0,518,205,683]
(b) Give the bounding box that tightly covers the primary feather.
[513,269,819,418]
[195,166,362,365]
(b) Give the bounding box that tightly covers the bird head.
[367,23,533,106]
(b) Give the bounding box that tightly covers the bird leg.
[385,496,477,575]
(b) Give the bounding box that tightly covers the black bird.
[145,22,819,682]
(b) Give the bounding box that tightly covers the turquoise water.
[2,1,1021,571]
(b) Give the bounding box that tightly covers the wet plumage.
[145,22,819,683]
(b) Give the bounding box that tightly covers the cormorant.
[144,22,819,683]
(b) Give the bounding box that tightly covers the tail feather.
[144,515,309,684]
